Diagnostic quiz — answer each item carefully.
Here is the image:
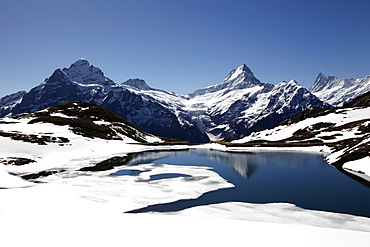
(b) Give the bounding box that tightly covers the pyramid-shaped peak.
[70,58,91,67]
[317,72,326,78]
[223,63,259,83]
[237,64,253,74]
[310,72,330,93]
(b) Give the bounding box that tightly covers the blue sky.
[1,0,369,96]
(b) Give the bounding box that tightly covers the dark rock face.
[0,91,26,117]
[101,90,209,143]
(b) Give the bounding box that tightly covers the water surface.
[115,149,370,217]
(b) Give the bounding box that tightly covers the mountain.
[3,101,165,144]
[0,91,26,116]
[185,65,329,140]
[310,73,370,107]
[122,78,153,90]
[0,101,170,186]
[0,59,329,142]
[229,92,370,179]
[0,59,208,143]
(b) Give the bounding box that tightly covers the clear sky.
[1,0,369,96]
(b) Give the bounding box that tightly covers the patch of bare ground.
[0,157,36,166]
[0,130,69,145]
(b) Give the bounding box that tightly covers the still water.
[112,149,370,217]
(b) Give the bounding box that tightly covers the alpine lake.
[106,148,370,217]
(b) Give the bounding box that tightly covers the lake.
[111,149,370,217]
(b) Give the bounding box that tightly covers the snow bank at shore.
[1,182,369,247]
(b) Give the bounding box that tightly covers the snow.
[1,147,369,247]
[1,179,369,247]
[231,106,370,181]
[1,60,329,142]
[343,157,370,180]
[0,116,164,176]
[225,64,247,81]
[0,168,33,188]
[203,142,332,154]
[311,73,370,106]
[50,112,78,118]
[235,107,370,143]
[1,98,370,245]
[36,162,233,212]
[160,201,370,232]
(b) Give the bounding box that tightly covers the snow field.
[1,180,370,247]
[1,115,370,246]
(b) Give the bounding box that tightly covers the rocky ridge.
[1,59,366,143]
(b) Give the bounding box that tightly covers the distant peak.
[222,63,260,85]
[122,78,152,90]
[316,72,327,80]
[62,59,114,86]
[237,64,253,74]
[71,58,91,67]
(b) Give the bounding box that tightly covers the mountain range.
[0,59,369,143]
[310,73,370,107]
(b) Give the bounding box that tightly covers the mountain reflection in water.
[118,149,370,218]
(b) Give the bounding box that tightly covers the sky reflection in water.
[116,149,370,217]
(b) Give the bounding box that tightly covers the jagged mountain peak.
[122,78,152,90]
[190,64,263,97]
[315,72,326,79]
[223,63,257,82]
[310,72,370,107]
[62,59,114,86]
[0,59,354,143]
[70,58,91,67]
[237,63,253,74]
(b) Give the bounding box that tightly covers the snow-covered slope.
[310,73,370,107]
[62,58,115,86]
[0,59,330,142]
[0,101,168,188]
[232,92,370,179]
[184,66,328,140]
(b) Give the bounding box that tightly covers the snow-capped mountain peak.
[70,58,90,67]
[0,59,347,142]
[122,78,152,90]
[223,63,258,83]
[62,59,114,86]
[310,73,370,107]
[190,64,263,97]
[288,79,298,85]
